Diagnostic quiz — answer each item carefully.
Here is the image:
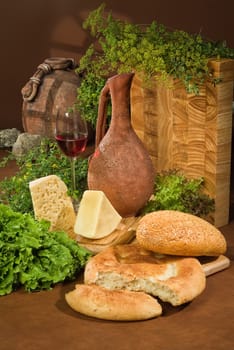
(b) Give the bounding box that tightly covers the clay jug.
[88,73,155,217]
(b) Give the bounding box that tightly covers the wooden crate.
[131,59,234,227]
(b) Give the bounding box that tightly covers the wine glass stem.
[71,157,76,193]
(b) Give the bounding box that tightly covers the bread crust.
[84,244,206,306]
[136,210,226,256]
[65,284,162,320]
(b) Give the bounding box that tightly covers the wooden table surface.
[1,149,234,350]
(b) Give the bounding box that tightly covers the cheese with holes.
[29,175,76,240]
[74,190,122,239]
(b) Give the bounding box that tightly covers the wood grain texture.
[131,59,234,227]
[130,74,145,140]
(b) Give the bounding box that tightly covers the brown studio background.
[0,0,233,131]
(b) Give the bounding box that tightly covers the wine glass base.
[72,199,80,213]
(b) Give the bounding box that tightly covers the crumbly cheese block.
[74,190,122,239]
[29,175,76,239]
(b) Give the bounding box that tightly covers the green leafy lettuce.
[142,170,215,217]
[0,204,92,296]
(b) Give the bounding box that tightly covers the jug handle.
[95,82,110,148]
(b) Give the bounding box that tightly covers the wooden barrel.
[21,58,82,139]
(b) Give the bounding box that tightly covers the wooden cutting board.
[76,217,141,253]
[76,216,230,277]
[199,255,230,276]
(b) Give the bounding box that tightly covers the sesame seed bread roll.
[65,284,162,321]
[136,210,227,256]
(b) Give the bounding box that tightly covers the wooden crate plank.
[130,75,145,133]
[131,59,234,227]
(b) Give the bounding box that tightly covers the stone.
[0,128,21,148]
[12,133,43,157]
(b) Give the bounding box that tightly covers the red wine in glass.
[55,133,88,158]
[55,110,88,210]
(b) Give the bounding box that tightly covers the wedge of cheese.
[29,175,76,239]
[74,190,122,239]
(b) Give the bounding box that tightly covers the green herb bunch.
[142,170,215,218]
[0,138,88,214]
[76,3,234,126]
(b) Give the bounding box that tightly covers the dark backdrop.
[0,0,233,130]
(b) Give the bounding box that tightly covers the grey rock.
[0,128,21,147]
[12,133,43,157]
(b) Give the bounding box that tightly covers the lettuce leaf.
[0,204,92,296]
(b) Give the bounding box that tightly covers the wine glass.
[55,109,88,210]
